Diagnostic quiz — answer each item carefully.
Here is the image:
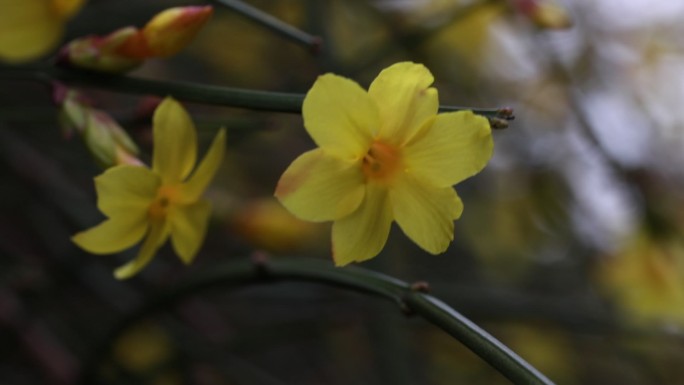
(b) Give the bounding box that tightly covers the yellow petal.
[179,128,226,203]
[368,62,438,145]
[390,174,463,254]
[72,214,148,255]
[95,165,160,216]
[275,149,365,222]
[152,97,197,184]
[114,220,169,280]
[302,73,376,159]
[331,183,393,266]
[0,0,62,62]
[169,200,211,264]
[404,111,493,187]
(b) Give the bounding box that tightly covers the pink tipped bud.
[118,6,213,58]
[55,88,141,167]
[60,27,143,73]
[84,111,140,168]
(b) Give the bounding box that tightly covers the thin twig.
[212,0,322,53]
[0,64,515,124]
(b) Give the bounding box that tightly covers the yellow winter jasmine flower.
[275,62,493,266]
[0,0,85,62]
[72,97,226,279]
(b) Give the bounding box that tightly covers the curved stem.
[0,64,514,122]
[79,257,554,385]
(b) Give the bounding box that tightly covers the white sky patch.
[580,87,652,167]
[579,0,684,31]
[561,125,639,251]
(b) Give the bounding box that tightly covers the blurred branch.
[0,64,515,125]
[79,257,555,385]
[212,0,322,53]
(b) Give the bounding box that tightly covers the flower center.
[148,185,179,221]
[361,141,402,182]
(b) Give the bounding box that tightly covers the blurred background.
[3,0,684,384]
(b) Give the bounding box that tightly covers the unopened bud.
[55,87,140,167]
[119,6,214,58]
[56,88,89,137]
[59,27,143,73]
[59,6,213,72]
[84,111,140,168]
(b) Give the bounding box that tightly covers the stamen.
[148,186,178,220]
[361,141,401,182]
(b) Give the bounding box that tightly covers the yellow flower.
[72,97,226,279]
[275,62,493,266]
[0,0,85,62]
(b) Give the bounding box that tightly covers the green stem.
[0,65,514,122]
[212,0,322,53]
[78,257,554,385]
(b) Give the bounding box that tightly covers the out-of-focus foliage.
[4,0,684,384]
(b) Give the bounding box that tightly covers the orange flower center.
[361,141,402,183]
[148,185,179,221]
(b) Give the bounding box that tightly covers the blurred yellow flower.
[0,0,85,62]
[62,6,213,73]
[231,198,324,254]
[275,62,493,266]
[72,97,226,279]
[596,231,684,326]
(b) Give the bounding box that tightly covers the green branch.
[78,257,554,385]
[0,65,514,124]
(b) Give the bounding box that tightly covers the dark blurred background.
[3,0,684,384]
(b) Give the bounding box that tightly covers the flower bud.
[119,6,214,58]
[58,6,212,72]
[60,27,143,73]
[84,111,142,167]
[55,87,141,168]
[56,88,89,138]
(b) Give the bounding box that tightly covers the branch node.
[309,36,324,55]
[489,117,510,130]
[410,280,430,293]
[497,106,515,120]
[250,250,271,277]
[398,298,415,316]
